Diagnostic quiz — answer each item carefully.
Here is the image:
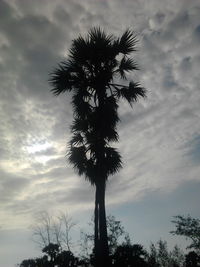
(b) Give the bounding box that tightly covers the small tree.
[80,215,129,260]
[42,243,60,264]
[171,215,200,252]
[31,211,76,251]
[157,240,170,267]
[19,243,78,267]
[147,240,185,267]
[147,243,159,267]
[169,245,185,267]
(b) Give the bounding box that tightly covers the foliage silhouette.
[49,27,146,266]
[42,243,60,263]
[112,243,148,267]
[18,215,192,267]
[19,243,78,267]
[185,251,200,267]
[147,240,185,267]
[80,214,129,258]
[171,215,200,252]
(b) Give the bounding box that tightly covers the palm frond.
[129,81,146,101]
[104,147,122,175]
[68,146,87,176]
[49,62,74,95]
[117,29,138,55]
[105,129,119,142]
[118,57,139,79]
[71,119,88,133]
[69,133,84,146]
[89,27,113,46]
[72,92,92,119]
[69,35,91,64]
[118,81,146,105]
[85,159,97,185]
[89,105,119,135]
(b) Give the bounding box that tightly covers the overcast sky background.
[0,0,200,266]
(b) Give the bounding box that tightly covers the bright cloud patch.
[26,142,51,154]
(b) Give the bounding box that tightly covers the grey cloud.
[35,166,73,181]
[194,24,200,41]
[153,13,165,26]
[168,11,191,37]
[162,66,178,89]
[185,136,200,164]
[56,181,94,205]
[6,176,93,216]
[0,4,68,102]
[33,147,57,156]
[179,56,192,72]
[0,1,14,25]
[0,170,30,204]
[45,156,68,169]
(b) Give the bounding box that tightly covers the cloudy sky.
[0,0,200,265]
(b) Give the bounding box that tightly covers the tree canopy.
[171,215,200,251]
[49,27,146,185]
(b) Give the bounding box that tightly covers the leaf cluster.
[49,28,146,185]
[171,215,200,251]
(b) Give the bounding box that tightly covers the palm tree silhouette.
[49,28,146,266]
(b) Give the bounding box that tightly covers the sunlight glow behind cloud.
[26,142,51,154]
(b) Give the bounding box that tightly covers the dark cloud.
[56,181,94,205]
[0,170,30,204]
[0,0,14,24]
[194,24,200,41]
[0,1,69,101]
[185,136,200,164]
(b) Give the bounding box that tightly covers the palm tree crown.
[50,28,146,186]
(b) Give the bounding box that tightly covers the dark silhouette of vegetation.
[18,214,198,267]
[49,27,146,266]
[19,243,78,267]
[112,243,148,267]
[18,239,187,267]
[185,251,200,267]
[171,215,200,252]
[80,214,130,258]
[147,240,185,267]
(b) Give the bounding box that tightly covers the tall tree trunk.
[99,179,109,265]
[94,185,100,266]
[94,179,109,267]
[94,88,109,266]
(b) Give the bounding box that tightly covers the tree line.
[18,213,200,267]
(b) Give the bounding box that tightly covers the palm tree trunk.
[99,179,109,264]
[94,185,100,266]
[94,179,109,267]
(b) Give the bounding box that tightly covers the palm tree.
[49,27,146,266]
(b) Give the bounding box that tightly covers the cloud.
[185,136,200,164]
[0,170,30,205]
